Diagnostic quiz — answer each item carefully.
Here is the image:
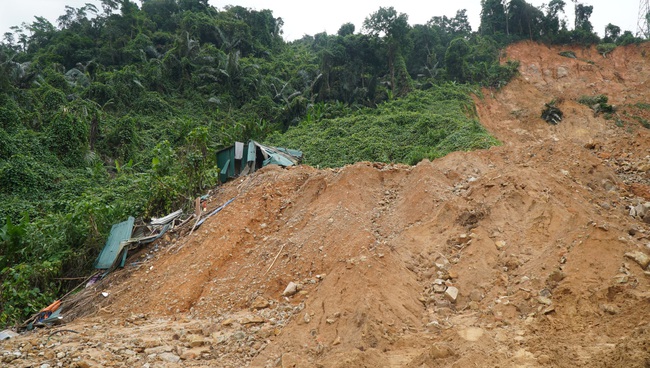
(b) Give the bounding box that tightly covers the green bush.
[578,94,615,116]
[0,154,57,195]
[0,127,18,159]
[46,110,89,166]
[482,60,520,89]
[39,86,67,116]
[0,262,59,327]
[104,116,138,163]
[559,51,577,59]
[0,104,23,131]
[596,43,617,56]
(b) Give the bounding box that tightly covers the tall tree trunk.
[89,116,98,151]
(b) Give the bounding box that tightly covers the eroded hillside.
[2,41,650,368]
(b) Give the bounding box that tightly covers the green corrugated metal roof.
[220,158,231,183]
[216,140,303,182]
[94,217,135,269]
[247,142,256,163]
[263,153,296,167]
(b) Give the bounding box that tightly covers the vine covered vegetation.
[268,85,499,167]
[0,0,644,325]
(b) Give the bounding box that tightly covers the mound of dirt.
[2,42,650,368]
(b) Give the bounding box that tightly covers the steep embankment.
[2,41,650,368]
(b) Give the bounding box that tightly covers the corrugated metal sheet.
[216,140,302,182]
[247,142,257,163]
[151,209,182,225]
[255,142,303,167]
[234,141,244,160]
[220,158,231,182]
[94,217,135,269]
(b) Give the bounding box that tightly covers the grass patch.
[578,94,615,115]
[632,116,650,129]
[634,102,650,110]
[596,43,617,57]
[559,51,577,59]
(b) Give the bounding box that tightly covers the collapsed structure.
[216,140,303,183]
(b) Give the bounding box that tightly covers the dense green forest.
[0,0,645,326]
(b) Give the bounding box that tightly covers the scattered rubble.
[4,42,650,368]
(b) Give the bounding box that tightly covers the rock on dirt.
[458,327,484,342]
[6,42,650,368]
[445,286,459,303]
[251,296,270,309]
[625,251,650,270]
[159,352,181,363]
[282,282,299,296]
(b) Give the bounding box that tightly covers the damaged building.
[216,140,303,182]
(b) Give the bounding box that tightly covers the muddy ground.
[2,41,650,368]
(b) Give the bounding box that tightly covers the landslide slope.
[3,41,650,368]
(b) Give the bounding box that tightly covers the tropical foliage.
[0,0,643,325]
[268,85,499,167]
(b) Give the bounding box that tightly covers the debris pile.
[541,99,563,124]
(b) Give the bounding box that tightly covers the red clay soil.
[3,41,650,368]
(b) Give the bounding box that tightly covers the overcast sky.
[0,0,641,42]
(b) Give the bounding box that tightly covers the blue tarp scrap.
[37,308,61,324]
[26,308,63,330]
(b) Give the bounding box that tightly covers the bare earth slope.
[3,42,650,368]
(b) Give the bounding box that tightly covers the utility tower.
[639,0,650,38]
